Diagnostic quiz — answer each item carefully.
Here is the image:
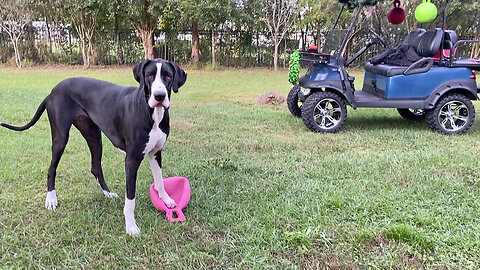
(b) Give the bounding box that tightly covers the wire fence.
[0,25,303,67]
[0,25,476,67]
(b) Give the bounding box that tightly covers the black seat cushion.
[416,28,443,57]
[402,28,426,47]
[443,30,458,49]
[364,62,407,77]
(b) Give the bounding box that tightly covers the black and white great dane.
[0,59,187,235]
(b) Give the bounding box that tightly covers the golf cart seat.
[401,28,426,47]
[365,28,444,77]
[433,30,458,59]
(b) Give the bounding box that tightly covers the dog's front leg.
[124,152,143,236]
[148,150,176,208]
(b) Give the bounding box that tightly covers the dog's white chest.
[143,108,167,154]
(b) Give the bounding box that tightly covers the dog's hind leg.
[73,115,117,198]
[45,109,73,210]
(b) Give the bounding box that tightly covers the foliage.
[288,50,300,85]
[1,0,480,66]
[0,0,34,68]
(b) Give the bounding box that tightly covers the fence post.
[67,26,73,64]
[164,31,167,60]
[256,31,260,65]
[116,27,122,65]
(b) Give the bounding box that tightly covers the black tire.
[287,85,302,117]
[301,91,347,133]
[425,93,475,135]
[397,108,426,121]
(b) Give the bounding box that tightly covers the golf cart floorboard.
[353,90,425,108]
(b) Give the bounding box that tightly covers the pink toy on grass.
[149,176,191,222]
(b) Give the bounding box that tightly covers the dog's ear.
[133,59,151,90]
[167,61,187,93]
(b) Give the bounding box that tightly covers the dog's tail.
[0,99,47,131]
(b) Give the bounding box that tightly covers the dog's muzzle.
[148,91,169,109]
[154,92,166,102]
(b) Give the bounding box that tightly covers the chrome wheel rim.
[438,101,469,132]
[313,98,342,130]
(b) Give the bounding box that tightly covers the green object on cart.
[288,50,300,85]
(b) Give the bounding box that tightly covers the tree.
[201,0,236,68]
[259,0,298,71]
[138,0,156,59]
[448,0,480,58]
[170,0,203,63]
[56,0,108,66]
[0,0,34,68]
[297,0,349,50]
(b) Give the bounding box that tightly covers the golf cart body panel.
[424,79,478,109]
[362,66,474,99]
[304,61,341,81]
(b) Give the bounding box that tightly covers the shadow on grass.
[344,116,429,132]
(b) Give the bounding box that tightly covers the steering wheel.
[368,28,387,48]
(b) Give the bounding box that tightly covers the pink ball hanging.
[388,0,406,25]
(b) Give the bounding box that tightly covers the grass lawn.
[1,67,480,269]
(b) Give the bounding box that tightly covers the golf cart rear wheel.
[397,108,425,120]
[301,91,347,133]
[287,85,302,117]
[425,93,475,135]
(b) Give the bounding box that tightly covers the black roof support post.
[440,0,453,63]
[332,4,346,31]
[339,4,363,56]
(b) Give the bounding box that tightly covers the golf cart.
[288,0,480,134]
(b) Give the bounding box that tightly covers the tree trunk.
[45,16,52,53]
[114,13,124,64]
[11,39,22,68]
[273,37,279,71]
[316,27,322,52]
[211,26,216,69]
[141,30,155,59]
[141,0,155,59]
[191,21,200,63]
[80,38,88,66]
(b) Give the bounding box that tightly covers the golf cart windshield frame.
[335,0,458,63]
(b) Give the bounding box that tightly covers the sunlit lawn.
[1,67,480,269]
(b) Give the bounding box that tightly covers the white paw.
[126,223,140,236]
[103,190,118,198]
[160,195,177,209]
[45,190,58,210]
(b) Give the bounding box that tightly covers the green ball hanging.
[415,0,437,23]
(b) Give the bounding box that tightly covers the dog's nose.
[154,92,166,101]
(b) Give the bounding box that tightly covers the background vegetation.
[0,0,479,68]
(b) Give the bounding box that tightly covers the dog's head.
[133,59,187,109]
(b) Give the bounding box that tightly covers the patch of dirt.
[256,91,286,106]
[274,247,358,270]
[364,237,390,254]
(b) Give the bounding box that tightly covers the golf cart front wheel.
[425,93,475,135]
[287,85,302,117]
[301,91,347,133]
[397,108,425,120]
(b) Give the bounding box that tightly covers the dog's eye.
[165,76,171,81]
[147,74,155,80]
